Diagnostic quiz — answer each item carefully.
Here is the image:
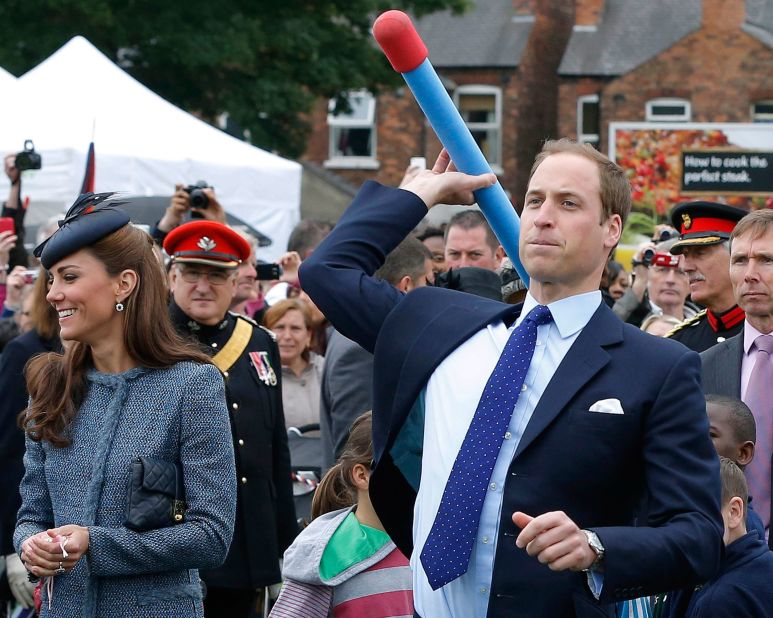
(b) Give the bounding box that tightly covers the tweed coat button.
[241,477,247,484]
[232,403,239,410]
[223,371,229,378]
[238,439,244,446]
[212,342,218,348]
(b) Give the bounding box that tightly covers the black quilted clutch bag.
[124,457,186,532]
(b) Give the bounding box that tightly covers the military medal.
[249,351,277,386]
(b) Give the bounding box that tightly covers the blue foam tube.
[403,58,529,286]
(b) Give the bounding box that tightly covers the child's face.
[707,403,739,461]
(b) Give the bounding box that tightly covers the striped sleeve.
[270,580,333,618]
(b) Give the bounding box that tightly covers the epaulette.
[259,324,277,341]
[665,309,707,338]
[231,311,258,326]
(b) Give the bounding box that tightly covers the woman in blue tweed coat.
[13,194,237,618]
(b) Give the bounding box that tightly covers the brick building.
[301,0,773,218]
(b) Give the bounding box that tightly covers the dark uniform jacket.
[170,302,298,588]
[667,306,745,353]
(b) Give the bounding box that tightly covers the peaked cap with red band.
[163,220,251,269]
[669,201,747,255]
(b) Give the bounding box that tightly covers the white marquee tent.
[0,66,15,89]
[0,37,301,260]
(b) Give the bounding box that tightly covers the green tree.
[0,0,468,157]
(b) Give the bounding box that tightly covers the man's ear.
[604,214,623,250]
[736,441,755,468]
[495,245,505,264]
[395,275,412,293]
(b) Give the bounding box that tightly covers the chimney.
[702,0,744,31]
[576,0,604,26]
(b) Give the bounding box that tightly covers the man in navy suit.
[300,140,723,618]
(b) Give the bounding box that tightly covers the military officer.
[667,201,747,352]
[164,221,297,618]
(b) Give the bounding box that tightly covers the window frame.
[577,94,600,145]
[453,84,503,173]
[751,100,773,123]
[325,90,379,169]
[645,98,692,122]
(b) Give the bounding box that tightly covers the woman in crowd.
[606,260,630,300]
[0,268,60,610]
[14,194,236,618]
[270,412,413,618]
[264,298,324,429]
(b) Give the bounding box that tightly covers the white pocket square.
[589,398,624,415]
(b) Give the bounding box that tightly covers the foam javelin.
[373,10,529,286]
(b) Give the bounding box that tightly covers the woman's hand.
[21,525,90,577]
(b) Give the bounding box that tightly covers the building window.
[645,98,691,122]
[577,94,600,145]
[752,100,773,123]
[326,91,378,169]
[454,85,502,169]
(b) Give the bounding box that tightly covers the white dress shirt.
[412,291,603,618]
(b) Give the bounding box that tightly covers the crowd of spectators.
[0,150,771,618]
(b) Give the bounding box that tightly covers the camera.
[22,269,39,285]
[255,263,282,280]
[183,181,211,210]
[641,248,656,267]
[15,140,42,171]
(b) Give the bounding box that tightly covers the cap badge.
[681,213,692,230]
[197,236,217,251]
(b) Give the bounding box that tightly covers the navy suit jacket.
[300,182,723,617]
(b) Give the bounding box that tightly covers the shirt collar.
[743,320,772,355]
[518,290,602,339]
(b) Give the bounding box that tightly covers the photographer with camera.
[151,182,227,245]
[2,152,29,272]
[613,236,698,328]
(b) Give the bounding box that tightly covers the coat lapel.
[514,303,623,459]
[386,298,520,450]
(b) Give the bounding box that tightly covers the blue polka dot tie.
[420,304,553,590]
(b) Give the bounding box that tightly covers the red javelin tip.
[373,10,428,73]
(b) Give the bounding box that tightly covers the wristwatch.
[582,529,605,571]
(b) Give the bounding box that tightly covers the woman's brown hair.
[311,411,373,519]
[24,224,213,446]
[28,266,59,340]
[263,299,313,362]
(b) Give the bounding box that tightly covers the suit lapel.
[514,303,623,459]
[387,299,520,449]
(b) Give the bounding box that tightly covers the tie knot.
[524,304,553,327]
[754,334,773,354]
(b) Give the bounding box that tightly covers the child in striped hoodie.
[270,411,413,618]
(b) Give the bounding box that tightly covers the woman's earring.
[115,302,125,312]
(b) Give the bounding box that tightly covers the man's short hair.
[730,208,773,246]
[445,210,499,252]
[529,138,632,228]
[375,236,431,286]
[706,394,756,445]
[287,219,334,258]
[719,456,748,511]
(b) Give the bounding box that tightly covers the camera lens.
[189,189,209,209]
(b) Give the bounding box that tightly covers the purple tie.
[420,304,553,590]
[744,334,773,531]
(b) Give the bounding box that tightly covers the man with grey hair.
[667,201,747,352]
